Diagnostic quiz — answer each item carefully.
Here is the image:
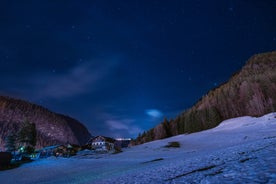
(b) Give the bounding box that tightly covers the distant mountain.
[0,96,92,149]
[136,51,276,144]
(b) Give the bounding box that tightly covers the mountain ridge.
[0,95,92,149]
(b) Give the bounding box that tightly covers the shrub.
[165,141,180,148]
[113,145,122,154]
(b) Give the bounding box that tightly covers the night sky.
[0,1,275,138]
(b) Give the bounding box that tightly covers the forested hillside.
[0,96,91,148]
[136,51,276,144]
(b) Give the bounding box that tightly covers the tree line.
[134,52,276,145]
[134,107,222,145]
[5,120,37,154]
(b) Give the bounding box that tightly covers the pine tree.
[5,133,17,153]
[17,120,37,154]
[162,118,172,138]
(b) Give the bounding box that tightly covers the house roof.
[38,145,60,151]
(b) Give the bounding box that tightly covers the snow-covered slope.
[1,113,276,184]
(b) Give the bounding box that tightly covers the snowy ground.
[1,113,276,184]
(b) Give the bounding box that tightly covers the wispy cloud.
[106,120,130,130]
[104,116,143,138]
[145,109,163,118]
[29,60,118,99]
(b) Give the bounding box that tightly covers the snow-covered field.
[1,113,276,184]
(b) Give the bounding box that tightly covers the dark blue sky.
[0,0,275,138]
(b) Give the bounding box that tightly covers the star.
[0,0,274,139]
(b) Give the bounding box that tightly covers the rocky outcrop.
[0,96,92,148]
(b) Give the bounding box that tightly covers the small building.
[87,136,115,152]
[115,138,131,148]
[37,144,81,158]
[38,145,60,158]
[53,144,80,157]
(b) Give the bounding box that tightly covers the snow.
[1,113,276,184]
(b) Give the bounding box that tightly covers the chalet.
[87,136,115,152]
